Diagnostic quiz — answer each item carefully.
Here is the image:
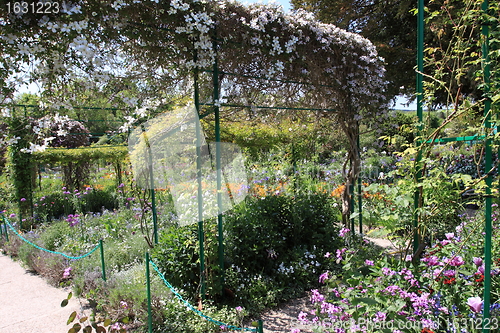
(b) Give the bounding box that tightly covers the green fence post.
[146,252,153,333]
[413,0,425,254]
[4,220,8,242]
[257,319,264,333]
[213,34,225,291]
[99,239,106,281]
[481,0,492,330]
[194,53,206,299]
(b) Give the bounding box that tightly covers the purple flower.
[290,329,300,333]
[365,260,374,266]
[381,267,395,276]
[319,271,329,284]
[298,311,308,323]
[443,270,456,277]
[120,300,128,309]
[473,257,483,267]
[111,322,121,330]
[447,256,465,267]
[310,289,325,304]
[445,232,454,240]
[467,296,483,313]
[9,213,15,218]
[373,311,387,322]
[424,256,440,266]
[339,228,350,237]
[63,267,72,278]
[20,198,26,202]
[324,252,331,258]
[235,306,243,312]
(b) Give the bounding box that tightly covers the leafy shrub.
[80,189,119,213]
[39,220,71,251]
[34,192,72,221]
[151,193,343,315]
[224,193,343,312]
[34,189,119,221]
[151,224,202,297]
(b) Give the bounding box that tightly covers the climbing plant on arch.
[1,0,389,225]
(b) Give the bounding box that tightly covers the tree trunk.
[340,118,360,228]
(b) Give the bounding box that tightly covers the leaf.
[351,297,378,306]
[251,321,258,327]
[72,323,82,332]
[68,329,76,333]
[82,326,92,333]
[61,299,69,307]
[95,326,106,333]
[103,319,112,327]
[79,316,88,323]
[120,317,129,324]
[67,311,77,325]
[67,292,73,300]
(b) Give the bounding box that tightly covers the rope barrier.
[1,215,101,260]
[148,258,261,332]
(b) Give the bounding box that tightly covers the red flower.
[422,328,435,333]
[444,277,456,285]
[475,273,484,283]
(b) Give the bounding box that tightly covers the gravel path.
[0,253,87,333]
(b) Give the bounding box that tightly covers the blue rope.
[149,259,257,332]
[2,216,100,260]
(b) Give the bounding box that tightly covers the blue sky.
[243,0,292,12]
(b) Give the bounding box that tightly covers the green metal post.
[3,219,8,242]
[146,252,152,333]
[141,125,158,245]
[213,36,225,290]
[357,132,363,234]
[194,56,206,299]
[350,183,355,234]
[99,239,106,281]
[257,319,264,333]
[482,0,492,329]
[414,0,425,254]
[148,143,158,245]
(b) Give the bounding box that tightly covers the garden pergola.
[1,1,389,313]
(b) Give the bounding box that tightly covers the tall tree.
[291,0,496,108]
[291,0,417,103]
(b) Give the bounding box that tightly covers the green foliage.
[34,189,119,221]
[302,210,500,333]
[151,224,202,297]
[5,116,36,226]
[33,145,128,190]
[223,194,343,313]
